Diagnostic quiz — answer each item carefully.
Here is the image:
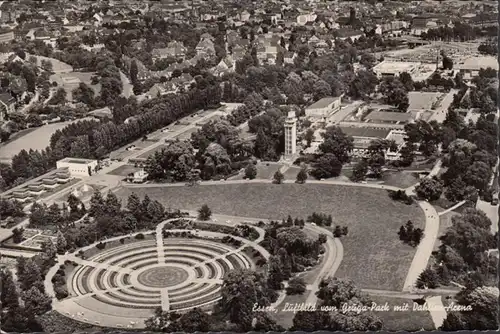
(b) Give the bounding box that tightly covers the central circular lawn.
[137,266,189,288]
[115,183,425,290]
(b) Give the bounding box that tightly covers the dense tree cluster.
[418,208,496,291]
[415,177,444,201]
[292,277,382,331]
[441,286,498,330]
[398,220,424,247]
[147,120,253,182]
[1,235,58,332]
[311,126,353,179]
[261,222,323,290]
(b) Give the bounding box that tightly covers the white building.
[372,61,435,81]
[127,169,149,183]
[305,96,342,120]
[284,111,297,157]
[56,158,98,177]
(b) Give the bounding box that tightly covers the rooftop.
[408,92,443,111]
[365,111,413,123]
[307,96,341,109]
[373,61,421,74]
[339,127,391,139]
[459,56,498,71]
[58,157,96,164]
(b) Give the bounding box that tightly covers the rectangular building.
[305,96,342,119]
[56,158,98,177]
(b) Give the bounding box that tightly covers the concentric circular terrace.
[47,219,268,329]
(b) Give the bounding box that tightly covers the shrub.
[96,242,106,250]
[55,285,69,300]
[119,238,125,244]
[135,233,145,240]
[416,268,440,289]
[286,277,307,295]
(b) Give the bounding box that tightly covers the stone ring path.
[46,218,269,329]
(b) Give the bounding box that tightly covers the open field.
[370,295,435,331]
[256,163,283,180]
[137,145,167,160]
[383,172,420,189]
[283,166,301,180]
[0,119,91,162]
[115,183,425,290]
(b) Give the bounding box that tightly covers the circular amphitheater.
[60,231,260,326]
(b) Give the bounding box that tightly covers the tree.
[296,167,308,184]
[56,230,67,254]
[89,190,105,217]
[318,126,353,164]
[21,286,52,316]
[198,204,212,221]
[47,88,67,105]
[273,170,284,184]
[378,77,409,111]
[166,308,211,332]
[350,159,368,182]
[220,269,277,331]
[126,192,141,218]
[311,153,343,179]
[12,227,24,244]
[1,269,19,310]
[286,276,307,295]
[267,255,284,289]
[72,82,95,107]
[415,177,444,201]
[304,128,315,148]
[244,164,257,180]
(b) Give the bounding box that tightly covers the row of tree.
[0,84,221,190]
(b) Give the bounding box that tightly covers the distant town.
[0,0,497,332]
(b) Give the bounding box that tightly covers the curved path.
[45,218,269,329]
[125,170,443,324]
[126,176,440,293]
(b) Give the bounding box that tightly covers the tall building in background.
[284,111,297,157]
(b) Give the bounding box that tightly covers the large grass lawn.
[369,295,435,331]
[0,120,90,162]
[115,183,424,290]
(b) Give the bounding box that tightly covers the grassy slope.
[115,183,425,290]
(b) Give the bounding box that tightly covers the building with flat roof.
[373,61,435,81]
[56,158,98,177]
[305,96,342,120]
[458,56,498,80]
[365,111,414,124]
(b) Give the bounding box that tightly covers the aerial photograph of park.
[0,0,498,332]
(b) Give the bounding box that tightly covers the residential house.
[335,28,364,41]
[147,82,178,98]
[196,38,216,58]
